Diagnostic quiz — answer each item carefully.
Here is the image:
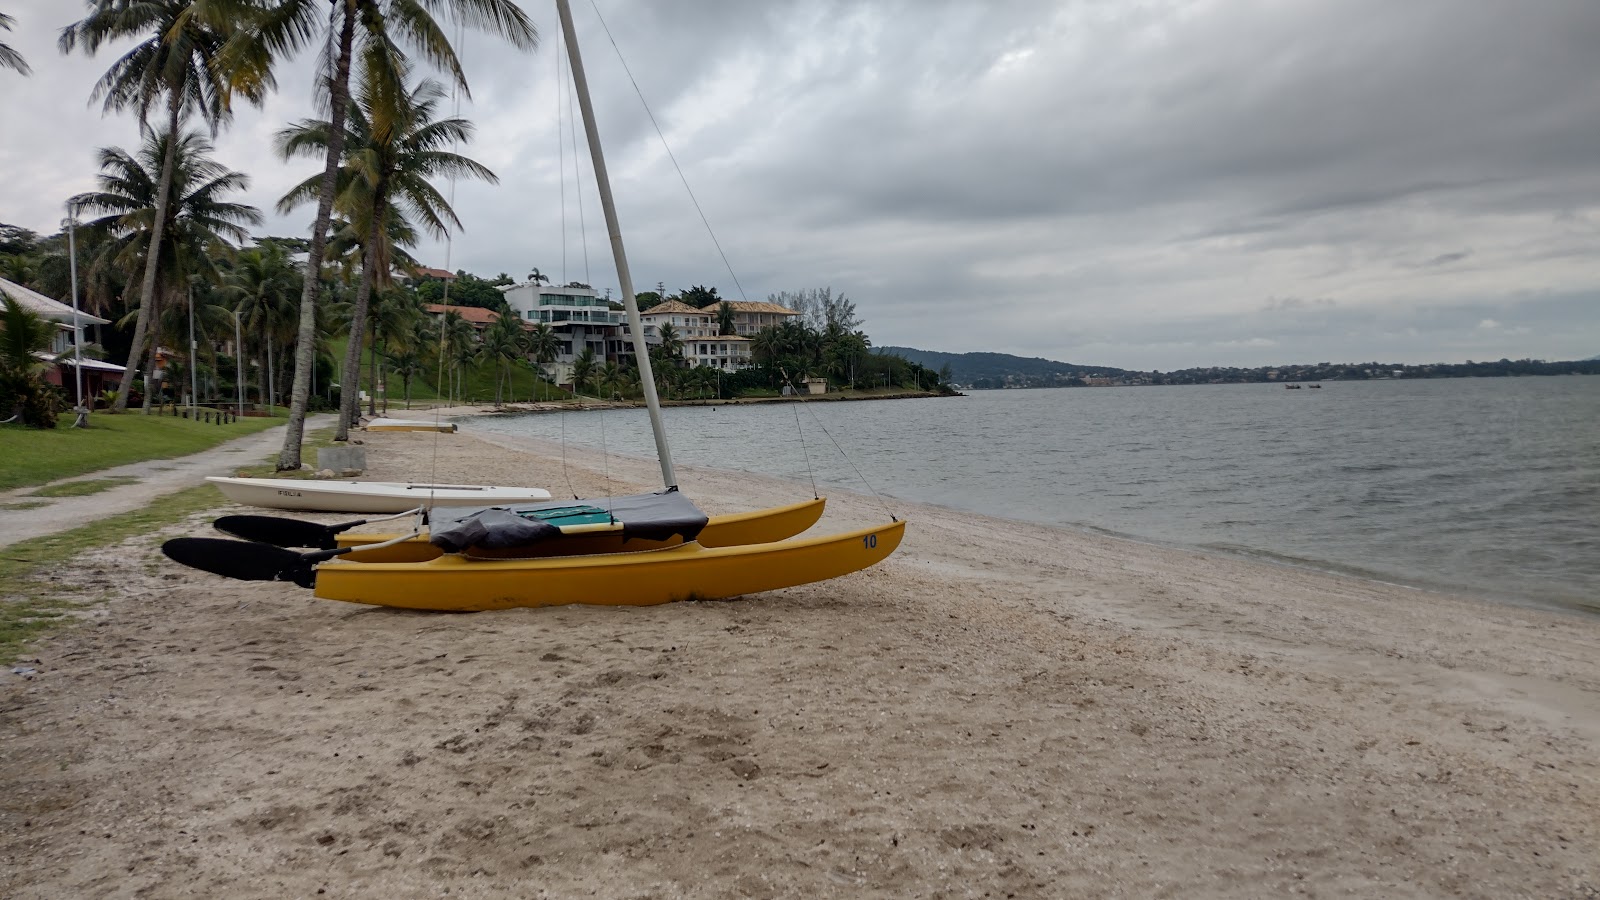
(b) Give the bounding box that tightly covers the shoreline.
[2,427,1596,897]
[456,415,1598,621]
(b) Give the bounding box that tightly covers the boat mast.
[555,0,678,491]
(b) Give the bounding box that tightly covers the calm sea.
[467,377,1600,614]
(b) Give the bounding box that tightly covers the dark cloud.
[3,0,1597,369]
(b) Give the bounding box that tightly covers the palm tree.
[366,288,418,415]
[656,321,685,366]
[245,0,536,468]
[597,361,624,401]
[525,322,558,399]
[570,346,597,397]
[527,267,548,285]
[0,11,29,75]
[278,70,496,439]
[60,0,265,412]
[70,130,261,408]
[226,242,300,409]
[0,297,60,426]
[479,314,526,406]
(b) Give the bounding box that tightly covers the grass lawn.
[0,484,224,661]
[0,411,286,492]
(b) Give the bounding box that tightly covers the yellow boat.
[335,496,826,563]
[160,0,905,613]
[314,520,904,611]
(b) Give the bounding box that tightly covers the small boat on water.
[1285,384,1303,389]
[363,417,456,433]
[205,476,552,513]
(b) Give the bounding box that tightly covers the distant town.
[882,347,1600,391]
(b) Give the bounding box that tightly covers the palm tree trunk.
[114,100,182,413]
[279,6,356,468]
[266,339,275,410]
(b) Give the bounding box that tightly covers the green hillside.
[876,346,1128,389]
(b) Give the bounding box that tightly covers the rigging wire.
[779,369,898,523]
[585,0,749,303]
[427,16,469,515]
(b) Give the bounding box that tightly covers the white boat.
[205,476,551,513]
[363,417,457,433]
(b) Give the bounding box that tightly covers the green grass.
[0,500,51,511]
[25,476,142,498]
[0,483,224,661]
[0,411,285,492]
[332,336,571,409]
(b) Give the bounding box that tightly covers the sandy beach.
[2,424,1597,898]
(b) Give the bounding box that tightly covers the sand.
[2,424,1597,898]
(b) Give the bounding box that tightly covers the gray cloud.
[2,0,1597,369]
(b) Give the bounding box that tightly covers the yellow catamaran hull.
[314,519,904,611]
[336,497,827,563]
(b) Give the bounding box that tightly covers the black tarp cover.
[428,490,708,553]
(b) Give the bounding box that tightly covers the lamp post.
[187,284,198,418]
[233,309,244,418]
[63,213,86,424]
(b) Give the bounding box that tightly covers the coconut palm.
[479,314,526,407]
[242,0,536,468]
[597,360,624,401]
[70,130,261,408]
[278,70,496,439]
[570,346,597,397]
[525,321,558,399]
[365,289,418,414]
[226,242,300,408]
[0,11,29,75]
[60,0,266,411]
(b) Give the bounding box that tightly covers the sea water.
[467,376,1600,614]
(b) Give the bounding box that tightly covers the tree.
[527,267,548,285]
[655,321,685,366]
[278,70,495,438]
[570,346,597,396]
[245,0,536,469]
[70,130,261,407]
[717,301,735,336]
[679,285,721,309]
[525,322,558,399]
[0,12,30,75]
[61,0,266,412]
[0,297,61,426]
[479,313,526,406]
[769,287,860,332]
[226,242,300,408]
[597,360,624,400]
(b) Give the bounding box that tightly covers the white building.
[499,281,625,383]
[637,301,757,370]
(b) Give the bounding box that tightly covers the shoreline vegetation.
[1,426,1595,896]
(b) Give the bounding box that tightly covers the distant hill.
[877,347,1129,389]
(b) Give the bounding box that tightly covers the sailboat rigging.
[160,0,905,610]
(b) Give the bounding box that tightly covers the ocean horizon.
[467,375,1600,616]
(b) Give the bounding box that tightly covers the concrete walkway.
[0,414,334,549]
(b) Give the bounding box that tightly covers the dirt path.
[0,414,334,549]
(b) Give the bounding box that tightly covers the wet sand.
[2,426,1597,898]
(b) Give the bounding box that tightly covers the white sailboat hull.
[205,476,552,513]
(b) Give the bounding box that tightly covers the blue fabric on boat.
[428,490,708,553]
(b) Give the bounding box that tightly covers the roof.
[424,303,500,326]
[38,352,127,373]
[640,300,710,316]
[414,266,458,280]
[726,301,799,315]
[0,277,111,325]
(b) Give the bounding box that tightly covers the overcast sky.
[2,0,1597,369]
